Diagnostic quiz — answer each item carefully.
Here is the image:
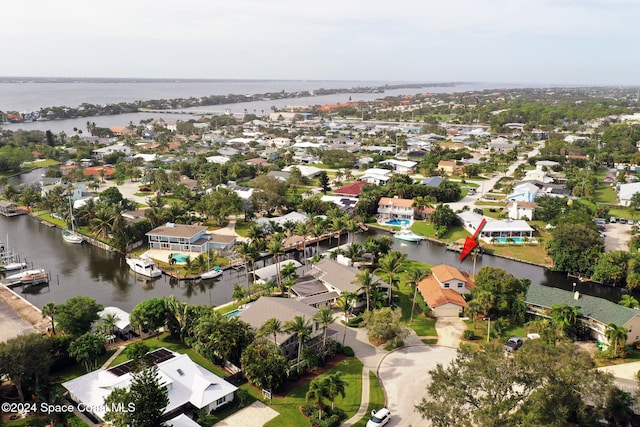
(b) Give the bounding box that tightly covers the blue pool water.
[386,219,410,226]
[224,309,243,317]
[170,253,190,263]
[496,237,525,243]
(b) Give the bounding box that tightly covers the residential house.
[377,197,414,221]
[282,165,322,179]
[458,211,534,241]
[618,182,640,206]
[417,264,475,317]
[359,168,392,185]
[146,223,221,253]
[255,211,309,231]
[238,297,325,360]
[0,200,20,216]
[380,159,417,173]
[92,143,132,160]
[97,306,134,339]
[321,195,358,211]
[252,260,303,283]
[421,176,443,188]
[437,160,458,175]
[505,201,537,220]
[334,181,369,197]
[506,182,540,202]
[526,284,640,345]
[63,348,237,423]
[83,165,115,180]
[488,137,516,152]
[290,258,387,311]
[205,155,230,165]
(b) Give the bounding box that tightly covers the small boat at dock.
[393,227,423,242]
[126,256,162,278]
[200,267,223,279]
[1,268,46,285]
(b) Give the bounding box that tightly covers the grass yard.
[410,221,470,242]
[53,350,116,383]
[234,218,252,237]
[484,243,552,267]
[594,184,618,205]
[351,371,386,427]
[264,358,363,427]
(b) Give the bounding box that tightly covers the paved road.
[377,346,458,427]
[0,297,36,342]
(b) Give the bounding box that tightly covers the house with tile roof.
[335,181,369,197]
[63,348,236,423]
[526,284,640,345]
[377,197,414,221]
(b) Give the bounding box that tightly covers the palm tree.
[354,269,379,312]
[235,241,254,290]
[313,307,334,354]
[100,313,120,338]
[259,317,283,346]
[376,250,407,306]
[306,377,330,418]
[90,207,116,239]
[466,298,483,330]
[345,218,359,245]
[325,371,348,409]
[406,268,429,322]
[550,303,580,339]
[605,323,628,357]
[618,294,640,309]
[284,315,312,373]
[330,216,345,246]
[335,293,356,346]
[41,302,57,335]
[267,234,285,293]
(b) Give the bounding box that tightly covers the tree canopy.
[55,296,104,336]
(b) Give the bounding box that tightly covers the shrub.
[236,389,253,408]
[342,346,355,357]
[303,347,321,369]
[463,330,476,340]
[346,315,364,327]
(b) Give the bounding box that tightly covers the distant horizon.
[1,76,637,88]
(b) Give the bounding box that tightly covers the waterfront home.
[416,264,475,318]
[63,348,236,423]
[91,143,132,160]
[238,297,327,360]
[97,306,134,339]
[0,200,21,217]
[255,211,309,232]
[377,197,415,222]
[458,211,534,241]
[253,260,303,283]
[147,223,217,253]
[290,258,388,310]
[526,284,640,345]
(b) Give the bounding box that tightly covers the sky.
[1,0,639,85]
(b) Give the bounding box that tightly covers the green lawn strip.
[410,222,470,242]
[54,350,116,383]
[483,243,552,266]
[234,218,252,237]
[38,212,66,227]
[594,184,617,205]
[351,371,386,427]
[264,358,363,427]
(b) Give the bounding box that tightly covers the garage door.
[434,306,461,317]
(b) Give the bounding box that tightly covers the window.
[443,283,449,288]
[216,396,226,405]
[457,282,463,288]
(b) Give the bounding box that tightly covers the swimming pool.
[169,253,191,263]
[224,309,243,318]
[386,219,410,226]
[495,237,525,243]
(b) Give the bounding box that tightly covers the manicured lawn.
[484,243,552,267]
[351,371,385,427]
[264,358,363,427]
[594,184,617,205]
[410,222,470,242]
[53,350,116,382]
[234,218,252,237]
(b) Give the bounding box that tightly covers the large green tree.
[416,340,629,426]
[240,338,288,391]
[471,267,529,322]
[547,222,603,276]
[55,296,104,336]
[68,333,106,372]
[130,297,167,333]
[363,307,408,345]
[0,334,51,403]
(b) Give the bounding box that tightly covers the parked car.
[629,220,635,226]
[366,408,391,427]
[619,218,627,224]
[610,216,617,223]
[504,337,524,352]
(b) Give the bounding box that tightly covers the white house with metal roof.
[458,211,534,242]
[63,348,237,423]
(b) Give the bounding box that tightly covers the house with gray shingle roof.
[526,284,640,344]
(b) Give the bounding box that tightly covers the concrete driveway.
[214,401,278,427]
[603,222,633,252]
[377,346,458,427]
[435,317,466,348]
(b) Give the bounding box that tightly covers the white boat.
[201,267,223,279]
[62,228,84,244]
[126,257,162,278]
[394,227,423,242]
[1,261,28,272]
[1,268,46,285]
[62,196,83,244]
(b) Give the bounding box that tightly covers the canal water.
[0,210,627,313]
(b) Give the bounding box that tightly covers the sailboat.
[62,196,83,244]
[0,236,27,271]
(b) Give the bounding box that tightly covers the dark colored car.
[504,337,524,352]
